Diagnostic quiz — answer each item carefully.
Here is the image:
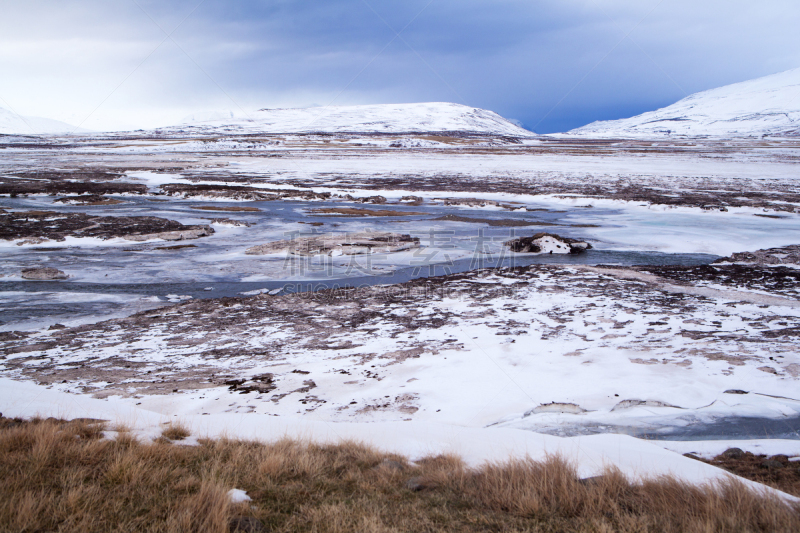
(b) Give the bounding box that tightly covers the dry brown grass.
[694,450,800,497]
[160,421,191,441]
[0,416,798,532]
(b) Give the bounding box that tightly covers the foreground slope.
[171,102,533,136]
[0,106,82,135]
[571,68,800,138]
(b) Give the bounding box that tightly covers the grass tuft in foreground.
[0,416,798,532]
[159,421,191,442]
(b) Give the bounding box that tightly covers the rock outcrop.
[246,231,420,256]
[506,233,591,254]
[21,267,68,280]
[714,245,800,266]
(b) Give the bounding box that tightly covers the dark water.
[638,415,800,441]
[1,248,718,301]
[0,248,718,331]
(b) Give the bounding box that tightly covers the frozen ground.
[3,264,799,436]
[2,129,800,491]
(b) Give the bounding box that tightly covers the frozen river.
[1,193,725,331]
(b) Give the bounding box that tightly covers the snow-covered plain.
[5,264,799,435]
[571,68,800,138]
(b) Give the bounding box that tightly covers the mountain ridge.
[569,68,800,138]
[0,106,84,135]
[167,102,533,137]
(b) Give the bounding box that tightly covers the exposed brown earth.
[0,170,145,197]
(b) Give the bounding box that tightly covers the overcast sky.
[1,0,799,133]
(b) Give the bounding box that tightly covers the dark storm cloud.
[1,0,799,131]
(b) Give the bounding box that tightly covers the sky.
[1,0,799,133]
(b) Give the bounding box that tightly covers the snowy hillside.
[0,106,83,135]
[170,102,533,136]
[571,68,800,138]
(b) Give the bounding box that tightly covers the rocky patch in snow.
[20,267,68,280]
[611,399,682,411]
[714,245,800,266]
[505,233,591,254]
[432,197,522,210]
[345,194,386,204]
[399,196,424,205]
[208,217,252,227]
[433,214,558,227]
[53,194,123,206]
[307,207,426,217]
[527,402,588,415]
[0,211,214,244]
[637,264,800,301]
[245,231,420,256]
[160,183,331,202]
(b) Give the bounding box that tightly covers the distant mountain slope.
[570,68,800,138]
[170,102,533,137]
[0,106,83,135]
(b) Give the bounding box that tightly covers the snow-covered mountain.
[0,106,83,135]
[169,102,533,137]
[570,68,800,138]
